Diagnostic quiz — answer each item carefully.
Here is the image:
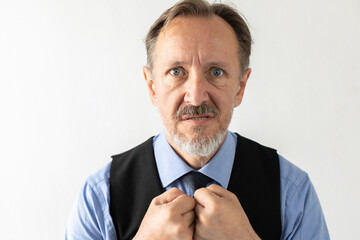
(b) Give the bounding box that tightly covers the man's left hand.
[193,184,261,240]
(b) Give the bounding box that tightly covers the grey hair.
[144,0,252,75]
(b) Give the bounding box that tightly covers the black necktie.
[181,171,213,191]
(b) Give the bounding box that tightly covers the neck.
[165,132,227,170]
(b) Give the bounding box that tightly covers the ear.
[234,68,251,107]
[143,66,157,106]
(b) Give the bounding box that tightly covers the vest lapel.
[228,133,281,239]
[110,137,163,240]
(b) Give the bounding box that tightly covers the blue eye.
[212,68,223,77]
[170,68,183,76]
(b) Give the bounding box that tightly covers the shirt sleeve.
[279,156,330,240]
[65,164,117,240]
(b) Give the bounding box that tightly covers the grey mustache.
[175,104,219,120]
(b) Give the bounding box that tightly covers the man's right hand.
[133,188,196,240]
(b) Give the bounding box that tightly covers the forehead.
[154,16,239,68]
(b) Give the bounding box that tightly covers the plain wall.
[1,0,359,239]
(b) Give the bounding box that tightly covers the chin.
[169,126,227,157]
[187,125,220,138]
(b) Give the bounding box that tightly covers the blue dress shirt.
[65,131,330,239]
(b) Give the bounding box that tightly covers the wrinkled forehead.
[153,16,240,70]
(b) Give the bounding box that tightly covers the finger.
[194,216,204,240]
[193,187,219,207]
[154,187,185,205]
[182,209,196,226]
[206,184,231,198]
[171,194,196,214]
[194,202,204,217]
[187,221,195,240]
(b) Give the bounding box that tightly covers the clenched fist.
[133,188,196,240]
[193,184,260,240]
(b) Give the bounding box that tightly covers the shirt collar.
[153,130,237,189]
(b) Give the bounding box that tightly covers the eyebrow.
[205,62,230,68]
[167,61,230,68]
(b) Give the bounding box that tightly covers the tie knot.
[181,171,213,191]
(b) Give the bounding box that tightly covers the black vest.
[110,134,281,240]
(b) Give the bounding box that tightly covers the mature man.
[66,0,329,239]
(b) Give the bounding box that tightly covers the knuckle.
[151,196,160,205]
[207,201,219,214]
[177,194,187,201]
[167,204,179,217]
[173,224,183,234]
[228,191,237,200]
[194,188,205,198]
[197,187,206,194]
[163,209,175,222]
[168,187,177,193]
[172,221,191,237]
[178,194,195,206]
[169,187,181,194]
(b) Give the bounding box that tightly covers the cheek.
[212,90,235,110]
[157,90,184,116]
[215,93,237,119]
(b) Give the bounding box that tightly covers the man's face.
[144,16,251,157]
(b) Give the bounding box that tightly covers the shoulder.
[279,155,308,190]
[85,162,112,208]
[278,155,330,239]
[65,162,116,239]
[72,161,112,216]
[278,154,310,213]
[87,161,111,187]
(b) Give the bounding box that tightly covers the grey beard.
[169,129,226,157]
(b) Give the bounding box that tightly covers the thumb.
[155,187,185,205]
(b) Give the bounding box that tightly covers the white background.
[1,0,359,239]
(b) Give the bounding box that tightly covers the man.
[66,0,330,239]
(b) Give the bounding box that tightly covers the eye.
[211,68,223,77]
[169,68,183,76]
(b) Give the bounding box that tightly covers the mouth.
[175,104,219,126]
[181,114,214,123]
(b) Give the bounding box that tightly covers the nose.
[183,70,210,106]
